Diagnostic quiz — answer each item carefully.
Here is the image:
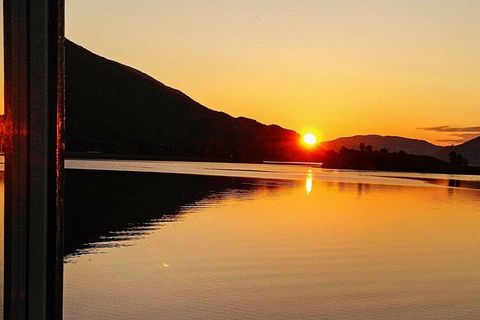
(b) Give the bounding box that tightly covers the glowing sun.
[302,133,317,146]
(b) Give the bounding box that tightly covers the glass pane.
[64,2,480,319]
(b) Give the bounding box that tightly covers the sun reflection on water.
[306,169,313,195]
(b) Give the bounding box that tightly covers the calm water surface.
[2,160,480,319]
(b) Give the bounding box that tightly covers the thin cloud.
[419,126,480,144]
[418,126,480,132]
[436,133,480,144]
[450,133,480,140]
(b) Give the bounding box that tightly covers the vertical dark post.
[3,0,65,319]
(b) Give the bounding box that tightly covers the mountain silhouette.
[322,135,443,155]
[321,134,480,165]
[433,136,480,165]
[66,40,304,162]
[63,39,478,169]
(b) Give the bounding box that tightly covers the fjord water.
[59,161,480,319]
[3,161,479,319]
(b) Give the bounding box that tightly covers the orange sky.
[3,1,480,145]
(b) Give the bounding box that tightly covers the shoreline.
[65,152,480,176]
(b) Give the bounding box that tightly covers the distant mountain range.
[59,39,474,167]
[321,135,443,155]
[0,42,475,170]
[321,135,480,165]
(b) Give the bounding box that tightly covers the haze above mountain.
[65,39,480,165]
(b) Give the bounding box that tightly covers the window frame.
[3,0,65,319]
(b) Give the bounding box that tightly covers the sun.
[302,133,317,147]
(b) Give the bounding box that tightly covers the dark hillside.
[66,40,303,162]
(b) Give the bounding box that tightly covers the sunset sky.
[4,1,480,145]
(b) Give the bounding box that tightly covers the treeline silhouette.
[319,144,480,174]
